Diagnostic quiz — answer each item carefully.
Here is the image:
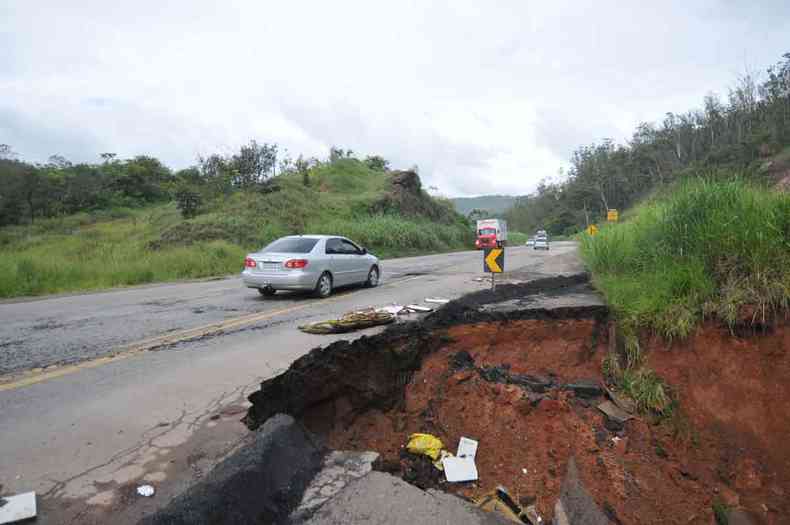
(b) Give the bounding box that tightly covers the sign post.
[483,247,504,290]
[607,209,619,222]
[586,224,599,236]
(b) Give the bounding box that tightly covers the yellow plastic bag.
[406,433,445,461]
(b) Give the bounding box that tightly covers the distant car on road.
[242,235,380,298]
[534,237,549,250]
[526,237,535,247]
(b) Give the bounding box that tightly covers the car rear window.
[261,237,319,254]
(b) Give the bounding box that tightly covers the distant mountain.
[451,195,519,216]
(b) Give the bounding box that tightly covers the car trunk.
[248,253,291,274]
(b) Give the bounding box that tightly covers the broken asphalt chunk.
[510,373,553,393]
[597,400,633,432]
[604,386,636,414]
[562,379,603,399]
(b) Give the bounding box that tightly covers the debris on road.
[425,297,450,304]
[474,488,522,522]
[298,309,395,334]
[475,485,541,523]
[0,492,36,524]
[136,485,155,497]
[376,304,434,316]
[405,304,433,313]
[442,455,478,482]
[376,305,407,315]
[442,436,479,482]
[406,433,444,461]
[432,449,454,471]
[456,436,478,459]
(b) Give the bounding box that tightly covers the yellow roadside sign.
[484,248,504,273]
[586,224,599,236]
[607,209,619,222]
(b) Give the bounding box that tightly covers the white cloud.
[1,0,788,196]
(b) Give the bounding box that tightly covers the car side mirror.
[360,247,368,255]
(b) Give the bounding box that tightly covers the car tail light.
[244,257,256,268]
[284,259,309,269]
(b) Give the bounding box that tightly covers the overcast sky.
[1,1,789,196]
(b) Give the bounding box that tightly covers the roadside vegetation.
[583,176,790,339]
[505,52,790,236]
[519,51,790,416]
[589,176,790,414]
[0,146,472,298]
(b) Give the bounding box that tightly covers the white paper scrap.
[425,298,450,304]
[136,485,155,497]
[406,304,433,313]
[0,492,37,524]
[457,437,478,459]
[377,305,405,315]
[442,456,478,482]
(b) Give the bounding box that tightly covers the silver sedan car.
[241,235,380,298]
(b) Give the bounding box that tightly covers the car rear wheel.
[258,287,276,297]
[314,272,333,298]
[365,266,380,288]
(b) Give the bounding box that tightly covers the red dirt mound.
[317,318,790,524]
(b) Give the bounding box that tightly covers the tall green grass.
[582,175,790,338]
[0,233,245,297]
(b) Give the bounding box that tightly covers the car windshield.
[261,237,319,254]
[479,228,496,235]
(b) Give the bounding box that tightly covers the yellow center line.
[0,274,424,392]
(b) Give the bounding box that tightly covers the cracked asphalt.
[0,243,587,524]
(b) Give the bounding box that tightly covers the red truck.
[475,219,508,249]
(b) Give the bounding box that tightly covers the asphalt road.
[0,243,585,524]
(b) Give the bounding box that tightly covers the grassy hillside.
[582,175,790,339]
[0,160,472,298]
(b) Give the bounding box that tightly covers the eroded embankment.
[244,277,790,524]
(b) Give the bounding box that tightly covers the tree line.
[0,141,391,226]
[506,52,790,235]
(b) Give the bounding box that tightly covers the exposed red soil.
[317,318,790,524]
[646,320,790,523]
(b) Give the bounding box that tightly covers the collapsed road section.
[241,274,620,523]
[149,273,790,524]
